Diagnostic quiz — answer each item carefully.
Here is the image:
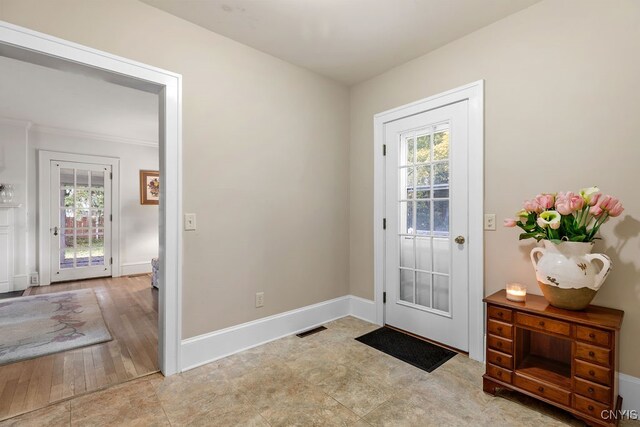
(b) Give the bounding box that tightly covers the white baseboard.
[619,373,640,411]
[181,295,354,371]
[13,275,29,291]
[349,295,378,324]
[121,261,152,276]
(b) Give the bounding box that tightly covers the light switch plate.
[184,213,197,231]
[484,214,496,231]
[255,292,264,308]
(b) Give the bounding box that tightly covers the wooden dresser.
[483,290,624,427]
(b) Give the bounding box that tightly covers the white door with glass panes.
[384,101,469,351]
[50,161,112,282]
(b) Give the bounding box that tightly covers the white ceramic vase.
[530,240,612,310]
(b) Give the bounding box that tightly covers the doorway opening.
[0,20,182,420]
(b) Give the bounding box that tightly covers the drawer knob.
[588,405,594,411]
[589,351,595,357]
[538,321,545,327]
[589,332,596,339]
[497,327,503,332]
[498,312,503,317]
[496,357,502,362]
[497,371,502,377]
[497,342,503,347]
[537,386,544,393]
[588,387,595,394]
[589,370,596,376]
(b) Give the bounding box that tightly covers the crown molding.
[0,116,32,129]
[30,124,159,148]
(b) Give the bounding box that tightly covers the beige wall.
[349,0,640,377]
[0,0,351,338]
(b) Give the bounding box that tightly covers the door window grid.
[59,168,106,269]
[398,123,451,313]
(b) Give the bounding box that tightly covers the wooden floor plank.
[0,275,158,421]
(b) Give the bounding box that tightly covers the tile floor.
[2,316,638,426]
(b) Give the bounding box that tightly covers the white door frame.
[38,151,120,284]
[373,81,484,362]
[0,21,183,375]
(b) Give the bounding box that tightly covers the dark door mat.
[355,326,457,373]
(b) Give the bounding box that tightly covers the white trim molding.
[620,373,640,411]
[121,261,152,276]
[32,124,158,148]
[182,296,353,371]
[349,295,377,324]
[373,81,485,362]
[0,20,183,375]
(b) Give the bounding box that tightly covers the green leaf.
[518,232,539,241]
[570,235,587,242]
[549,239,563,245]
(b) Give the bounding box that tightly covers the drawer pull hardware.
[588,387,595,394]
[497,371,502,377]
[497,327,503,332]
[497,342,502,347]
[589,370,596,376]
[537,386,544,393]
[589,332,596,338]
[588,405,594,411]
[496,357,502,362]
[538,321,545,327]
[589,351,595,357]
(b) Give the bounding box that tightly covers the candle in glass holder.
[506,283,527,302]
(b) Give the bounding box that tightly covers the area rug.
[0,289,112,365]
[355,327,456,372]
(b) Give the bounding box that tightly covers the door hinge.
[110,172,113,179]
[383,144,386,156]
[383,292,387,304]
[110,214,113,222]
[383,218,386,230]
[110,257,113,265]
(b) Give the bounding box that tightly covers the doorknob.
[53,226,59,236]
[454,235,465,244]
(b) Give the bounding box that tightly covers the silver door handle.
[454,235,465,244]
[53,226,59,236]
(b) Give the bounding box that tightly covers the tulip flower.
[536,210,561,230]
[535,193,555,210]
[555,192,584,215]
[523,199,544,213]
[579,186,601,206]
[503,218,517,227]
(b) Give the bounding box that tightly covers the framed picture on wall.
[140,170,159,205]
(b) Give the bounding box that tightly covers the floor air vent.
[296,326,327,338]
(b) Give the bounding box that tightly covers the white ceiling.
[0,55,158,143]
[142,0,540,85]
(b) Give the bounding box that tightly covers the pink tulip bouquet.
[504,187,624,242]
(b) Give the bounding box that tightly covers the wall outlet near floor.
[484,214,497,231]
[255,292,264,308]
[184,213,197,231]
[29,273,39,285]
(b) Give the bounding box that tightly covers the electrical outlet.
[255,292,264,308]
[184,213,197,231]
[29,273,39,285]
[484,214,496,231]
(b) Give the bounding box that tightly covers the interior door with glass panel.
[384,101,469,351]
[50,161,112,282]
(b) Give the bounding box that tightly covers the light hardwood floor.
[0,275,158,421]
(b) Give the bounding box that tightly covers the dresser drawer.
[574,377,611,405]
[574,394,609,421]
[488,306,512,322]
[576,326,611,348]
[487,349,512,369]
[486,363,512,383]
[575,359,612,386]
[575,342,611,367]
[516,313,570,336]
[487,334,513,354]
[513,374,571,406]
[488,319,512,339]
